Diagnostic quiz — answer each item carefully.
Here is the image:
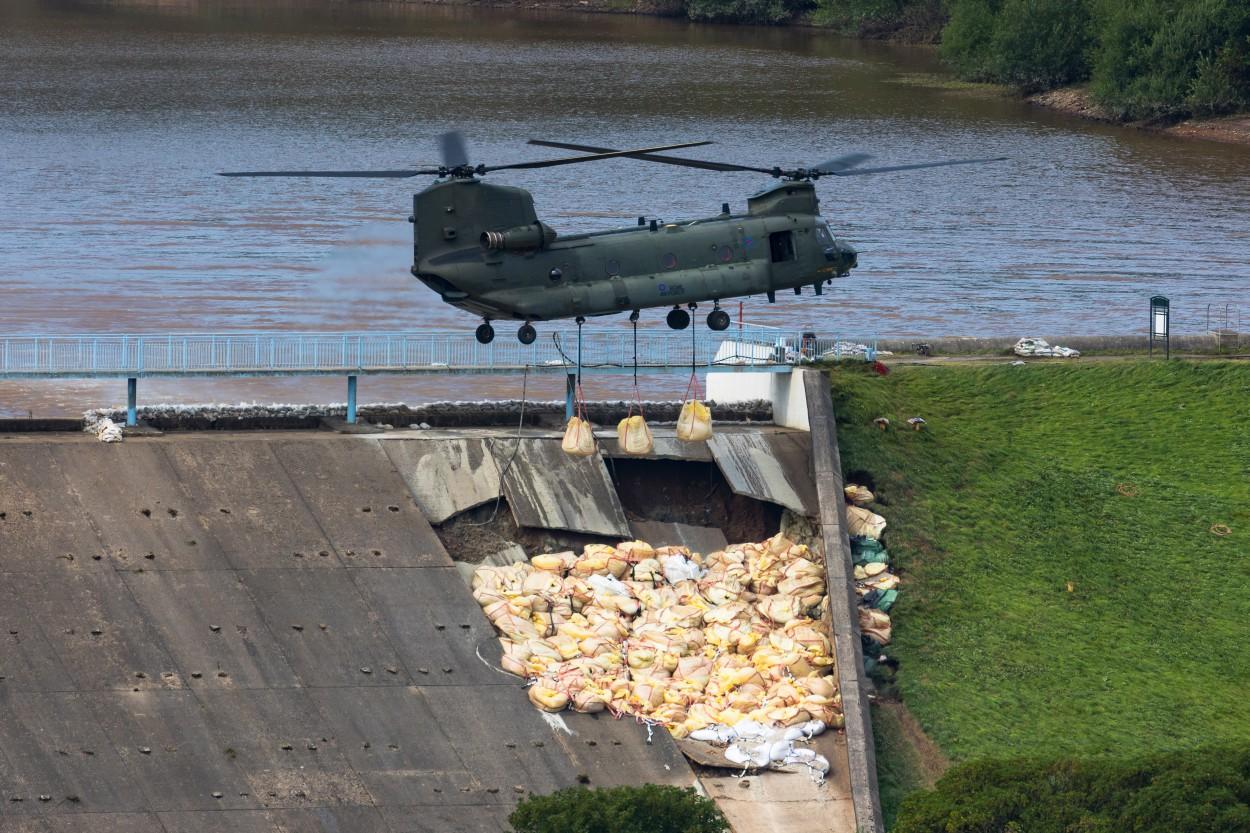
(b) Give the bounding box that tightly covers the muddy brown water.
[2,1,1249,415]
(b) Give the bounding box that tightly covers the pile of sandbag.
[86,417,124,443]
[844,484,899,673]
[471,535,841,746]
[1013,337,1080,358]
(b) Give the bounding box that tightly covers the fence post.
[127,378,137,427]
[346,375,358,424]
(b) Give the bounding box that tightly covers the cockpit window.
[815,224,833,244]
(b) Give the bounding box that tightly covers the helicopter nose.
[829,239,857,274]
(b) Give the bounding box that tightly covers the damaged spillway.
[0,373,879,832]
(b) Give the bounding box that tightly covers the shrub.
[985,0,1093,91]
[940,0,1001,80]
[684,0,812,23]
[1088,0,1250,119]
[508,784,730,833]
[894,748,1250,833]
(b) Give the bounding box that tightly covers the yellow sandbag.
[675,399,713,442]
[844,484,875,505]
[528,684,569,712]
[561,416,596,457]
[616,414,654,455]
[846,505,887,540]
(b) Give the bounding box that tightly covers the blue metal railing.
[0,327,876,380]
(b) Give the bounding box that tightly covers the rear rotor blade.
[486,140,714,173]
[528,139,772,174]
[219,169,436,178]
[808,153,872,173]
[819,156,1007,176]
[439,131,470,169]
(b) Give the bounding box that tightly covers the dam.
[0,369,882,833]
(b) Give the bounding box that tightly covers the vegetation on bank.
[509,784,729,833]
[684,0,1250,122]
[895,748,1250,833]
[826,361,1250,826]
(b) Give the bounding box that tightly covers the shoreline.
[407,0,1250,147]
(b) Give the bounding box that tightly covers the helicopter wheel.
[517,323,537,345]
[707,308,731,331]
[475,322,495,345]
[666,307,691,330]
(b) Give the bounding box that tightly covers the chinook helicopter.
[223,133,1004,345]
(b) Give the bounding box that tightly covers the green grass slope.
[829,361,1250,817]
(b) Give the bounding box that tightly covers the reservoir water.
[2,1,1248,413]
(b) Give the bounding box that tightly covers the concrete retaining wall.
[802,369,885,833]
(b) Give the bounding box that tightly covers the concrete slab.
[380,804,510,833]
[49,444,231,571]
[350,567,510,687]
[381,439,502,524]
[87,690,261,812]
[628,520,729,555]
[308,686,477,805]
[267,807,392,833]
[273,440,449,568]
[161,441,338,569]
[603,435,714,463]
[194,689,371,807]
[122,570,300,691]
[156,812,277,833]
[708,431,817,516]
[24,570,180,691]
[239,570,411,688]
[492,439,630,537]
[0,581,75,692]
[0,445,104,572]
[0,692,144,813]
[44,815,166,833]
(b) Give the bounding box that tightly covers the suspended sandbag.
[676,399,713,442]
[562,416,596,457]
[844,484,875,505]
[617,413,654,455]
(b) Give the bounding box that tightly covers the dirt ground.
[1030,86,1250,147]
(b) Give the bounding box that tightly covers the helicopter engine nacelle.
[480,221,557,252]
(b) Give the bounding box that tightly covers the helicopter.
[222,133,1004,345]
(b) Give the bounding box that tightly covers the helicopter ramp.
[0,434,693,833]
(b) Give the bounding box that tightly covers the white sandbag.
[587,573,629,597]
[660,553,705,584]
[561,416,596,457]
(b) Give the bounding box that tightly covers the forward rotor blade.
[219,169,436,178]
[439,131,470,169]
[486,140,713,172]
[820,156,1007,176]
[528,140,772,174]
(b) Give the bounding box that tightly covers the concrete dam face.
[0,434,695,832]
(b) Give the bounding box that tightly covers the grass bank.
[827,361,1250,826]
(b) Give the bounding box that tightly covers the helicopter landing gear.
[475,322,495,345]
[707,308,731,331]
[517,323,537,345]
[666,306,691,330]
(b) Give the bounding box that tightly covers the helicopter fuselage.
[409,177,857,323]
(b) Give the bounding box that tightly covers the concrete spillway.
[0,371,883,833]
[0,434,693,832]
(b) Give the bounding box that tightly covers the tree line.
[684,0,1250,121]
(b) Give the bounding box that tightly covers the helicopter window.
[718,245,734,263]
[769,231,796,263]
[815,224,833,244]
[661,252,678,270]
[606,258,621,276]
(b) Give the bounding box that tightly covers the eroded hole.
[361,507,372,513]
[219,508,231,514]
[387,505,399,512]
[167,508,178,518]
[140,509,151,518]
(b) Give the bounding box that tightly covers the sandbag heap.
[472,535,842,744]
[844,484,899,673]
